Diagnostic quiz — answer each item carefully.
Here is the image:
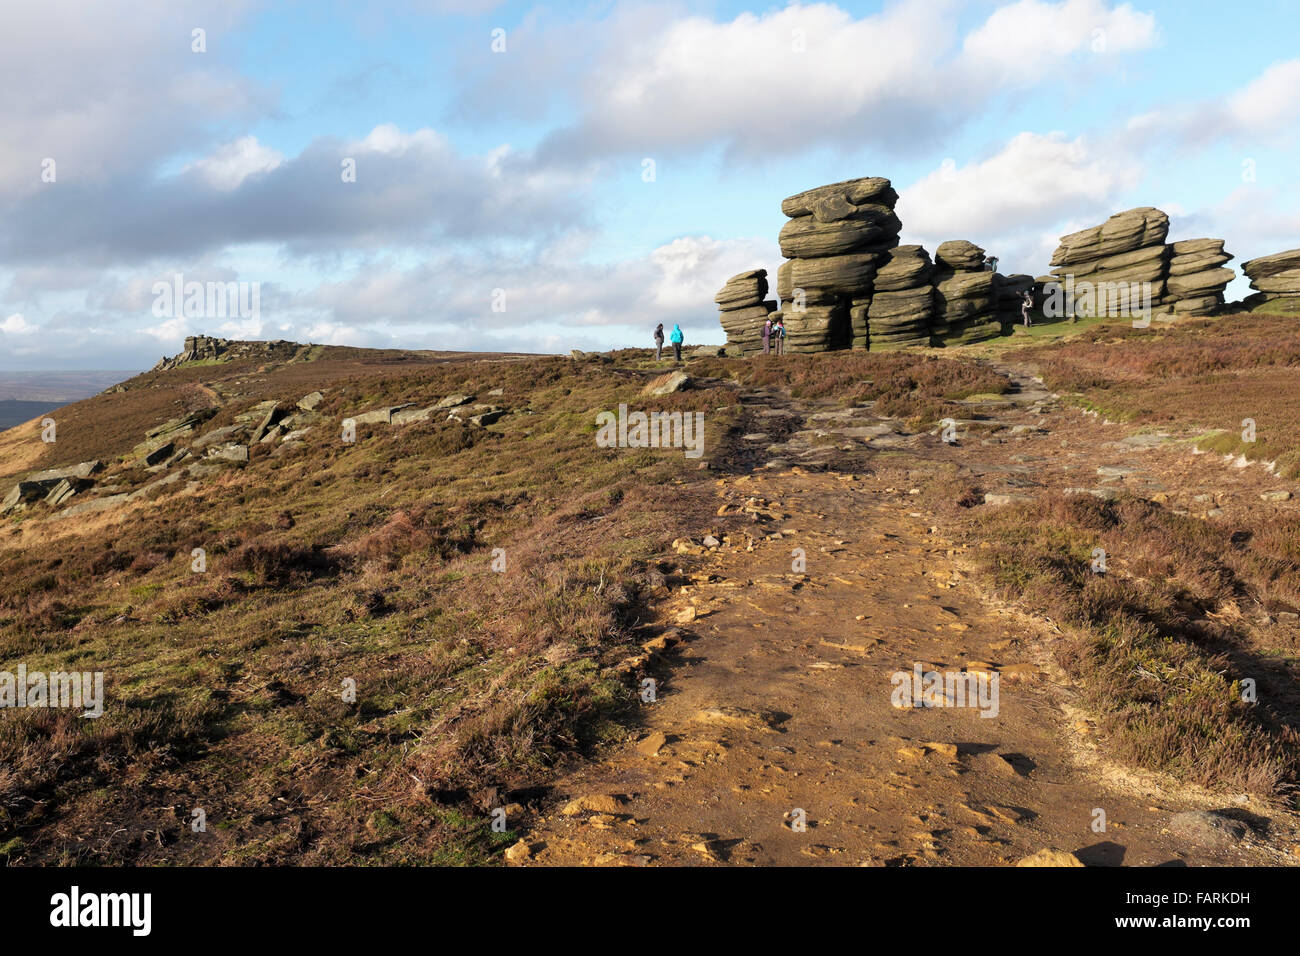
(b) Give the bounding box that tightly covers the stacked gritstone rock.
[774,177,901,352]
[1048,208,1237,320]
[1241,249,1300,310]
[714,269,777,356]
[931,241,1001,345]
[863,245,935,350]
[1048,207,1171,319]
[1165,239,1235,316]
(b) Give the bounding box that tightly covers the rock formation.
[1047,208,1234,319]
[931,241,1002,345]
[150,336,303,372]
[714,176,1013,352]
[865,245,935,350]
[715,269,777,356]
[1241,249,1300,307]
[1166,239,1235,316]
[714,187,1246,355]
[771,177,902,353]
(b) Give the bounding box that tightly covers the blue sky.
[1,0,1298,369]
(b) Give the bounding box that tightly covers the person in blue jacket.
[669,323,684,362]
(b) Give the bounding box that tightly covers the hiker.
[773,316,786,356]
[762,315,773,354]
[1021,289,1034,327]
[670,323,684,362]
[985,254,999,273]
[653,323,665,360]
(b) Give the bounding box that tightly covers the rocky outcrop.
[1047,209,1234,319]
[1,460,102,514]
[1166,239,1235,316]
[1048,208,1170,318]
[1242,249,1300,307]
[150,336,303,372]
[864,245,935,350]
[930,242,1001,346]
[773,177,904,352]
[715,187,1249,354]
[715,270,778,356]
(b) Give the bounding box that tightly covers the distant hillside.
[0,400,59,431]
[0,370,131,403]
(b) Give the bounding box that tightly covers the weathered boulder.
[1050,207,1170,267]
[641,371,691,396]
[1167,239,1232,276]
[778,206,900,258]
[779,303,850,352]
[27,460,101,482]
[718,300,778,355]
[296,390,325,412]
[1242,249,1300,299]
[935,240,987,272]
[931,264,1000,344]
[350,404,415,425]
[208,443,250,462]
[1167,267,1236,299]
[776,260,837,306]
[873,245,934,292]
[43,477,92,506]
[714,269,769,309]
[781,177,898,218]
[786,252,885,298]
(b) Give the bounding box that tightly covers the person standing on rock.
[985,254,999,273]
[762,315,773,354]
[670,323,684,362]
[1021,289,1034,327]
[653,323,665,360]
[773,316,786,356]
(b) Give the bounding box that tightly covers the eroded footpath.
[519,363,1300,867]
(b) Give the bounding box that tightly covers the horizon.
[2,0,1298,371]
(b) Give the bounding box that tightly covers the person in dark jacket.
[653,323,665,360]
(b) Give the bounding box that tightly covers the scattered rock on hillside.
[642,371,691,396]
[560,794,626,816]
[296,390,324,411]
[1168,810,1251,849]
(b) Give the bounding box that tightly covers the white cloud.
[141,316,191,342]
[1127,57,1300,146]
[184,136,284,191]
[960,0,1158,85]
[1227,59,1300,135]
[458,0,1161,163]
[1,313,37,335]
[899,131,1145,273]
[0,0,264,202]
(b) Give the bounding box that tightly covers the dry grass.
[971,493,1300,794]
[692,350,1012,425]
[1018,312,1300,476]
[0,351,729,864]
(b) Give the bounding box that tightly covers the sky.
[1,0,1298,370]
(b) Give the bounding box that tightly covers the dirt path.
[517,361,1300,867]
